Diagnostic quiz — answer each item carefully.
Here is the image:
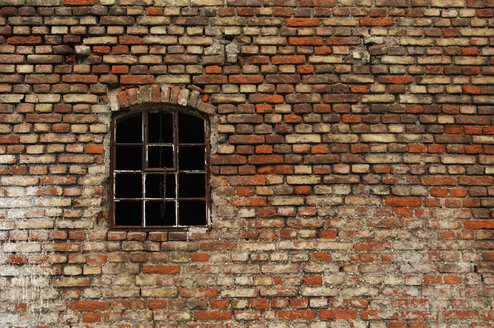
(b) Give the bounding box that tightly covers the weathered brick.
[360,18,394,26]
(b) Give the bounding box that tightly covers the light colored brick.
[63,94,98,103]
[362,95,395,103]
[361,134,396,143]
[83,36,117,45]
[286,134,321,143]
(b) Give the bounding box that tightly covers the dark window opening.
[116,114,142,143]
[111,110,209,229]
[148,145,174,169]
[115,146,142,170]
[148,112,174,143]
[179,200,206,226]
[115,173,142,198]
[179,112,205,143]
[178,173,206,198]
[115,201,142,226]
[179,146,204,170]
[145,201,176,226]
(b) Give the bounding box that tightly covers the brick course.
[1,0,494,327]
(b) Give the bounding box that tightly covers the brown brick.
[142,265,180,274]
[120,75,154,85]
[7,36,42,45]
[285,18,320,26]
[320,310,357,319]
[194,311,232,321]
[360,18,394,26]
[288,37,324,45]
[72,301,109,311]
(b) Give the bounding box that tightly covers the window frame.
[109,108,210,230]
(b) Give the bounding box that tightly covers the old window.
[111,109,209,229]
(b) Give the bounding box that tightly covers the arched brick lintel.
[108,85,216,116]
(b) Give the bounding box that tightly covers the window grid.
[111,109,209,229]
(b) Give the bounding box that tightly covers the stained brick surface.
[1,0,494,327]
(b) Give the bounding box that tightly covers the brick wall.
[1,0,494,327]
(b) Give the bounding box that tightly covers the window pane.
[148,146,174,169]
[148,112,173,143]
[115,146,142,170]
[115,201,142,226]
[166,174,176,198]
[179,113,204,143]
[179,200,206,225]
[145,173,164,198]
[144,174,175,199]
[178,173,205,198]
[145,201,176,226]
[115,173,142,198]
[179,146,205,171]
[116,114,142,143]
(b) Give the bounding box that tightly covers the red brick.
[464,221,494,230]
[82,313,101,323]
[62,75,98,84]
[312,253,331,262]
[459,176,494,186]
[0,135,20,144]
[360,18,394,26]
[7,36,42,45]
[194,311,232,321]
[229,75,264,84]
[288,37,324,45]
[72,301,109,311]
[64,0,96,4]
[119,35,142,44]
[237,7,256,16]
[377,75,414,84]
[142,265,180,274]
[272,55,306,64]
[385,197,421,207]
[320,310,357,319]
[304,276,322,285]
[8,254,27,264]
[120,75,154,85]
[297,65,315,74]
[301,0,336,6]
[342,114,361,123]
[285,18,320,26]
[278,310,315,320]
[476,8,493,17]
[351,85,368,93]
[420,177,457,186]
[191,253,209,262]
[85,144,103,154]
[146,7,163,15]
[205,66,222,74]
[248,155,284,164]
[314,46,332,55]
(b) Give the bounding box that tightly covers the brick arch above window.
[108,85,216,115]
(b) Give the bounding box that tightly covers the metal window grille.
[111,109,209,229]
